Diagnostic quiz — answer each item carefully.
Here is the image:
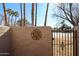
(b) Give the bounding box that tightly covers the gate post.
[73,29,77,56]
[74,26,79,56]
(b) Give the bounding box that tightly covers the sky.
[0,3,72,27]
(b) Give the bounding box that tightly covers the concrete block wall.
[10,27,52,56]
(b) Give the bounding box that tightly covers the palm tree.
[6,8,12,25]
[20,3,23,26]
[17,18,30,26]
[23,3,26,26]
[35,3,37,26]
[6,9,19,26]
[14,11,19,26]
[10,10,14,26]
[32,3,34,26]
[44,3,49,26]
[2,3,7,26]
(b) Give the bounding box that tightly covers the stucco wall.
[10,27,52,56]
[0,30,11,56]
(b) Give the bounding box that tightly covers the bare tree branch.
[53,3,79,26]
[53,14,75,26]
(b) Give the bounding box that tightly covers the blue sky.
[0,3,72,27]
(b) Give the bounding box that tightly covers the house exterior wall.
[10,27,52,56]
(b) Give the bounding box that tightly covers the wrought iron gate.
[52,28,77,56]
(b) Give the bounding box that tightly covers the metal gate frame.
[51,28,77,56]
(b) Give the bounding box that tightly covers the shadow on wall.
[0,26,11,56]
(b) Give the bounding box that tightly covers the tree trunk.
[44,3,49,26]
[3,3,7,26]
[14,17,17,26]
[20,3,23,26]
[23,3,26,26]
[69,3,75,26]
[35,3,37,26]
[8,16,10,26]
[11,16,13,26]
[32,3,34,26]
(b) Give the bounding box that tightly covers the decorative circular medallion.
[31,28,42,40]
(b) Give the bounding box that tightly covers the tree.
[6,8,12,25]
[31,3,34,26]
[0,14,4,25]
[6,9,14,26]
[53,3,79,26]
[6,8,19,26]
[23,3,26,26]
[2,3,7,26]
[20,3,23,26]
[10,10,14,26]
[59,20,71,29]
[44,3,49,26]
[17,18,30,26]
[14,11,19,26]
[35,3,37,26]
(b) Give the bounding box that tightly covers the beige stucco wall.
[10,27,52,56]
[0,29,11,56]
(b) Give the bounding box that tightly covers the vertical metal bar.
[62,29,63,56]
[68,29,70,56]
[52,30,53,56]
[76,30,77,56]
[57,28,58,56]
[73,29,77,56]
[53,30,54,56]
[75,30,77,56]
[54,28,55,56]
[53,28,54,56]
[67,29,70,56]
[69,29,70,56]
[72,29,74,56]
[58,28,59,56]
[73,28,77,56]
[55,28,56,56]
[67,29,69,56]
[59,29,60,56]
[71,29,73,56]
[73,28,74,56]
[70,29,72,56]
[60,29,62,56]
[65,28,66,56]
